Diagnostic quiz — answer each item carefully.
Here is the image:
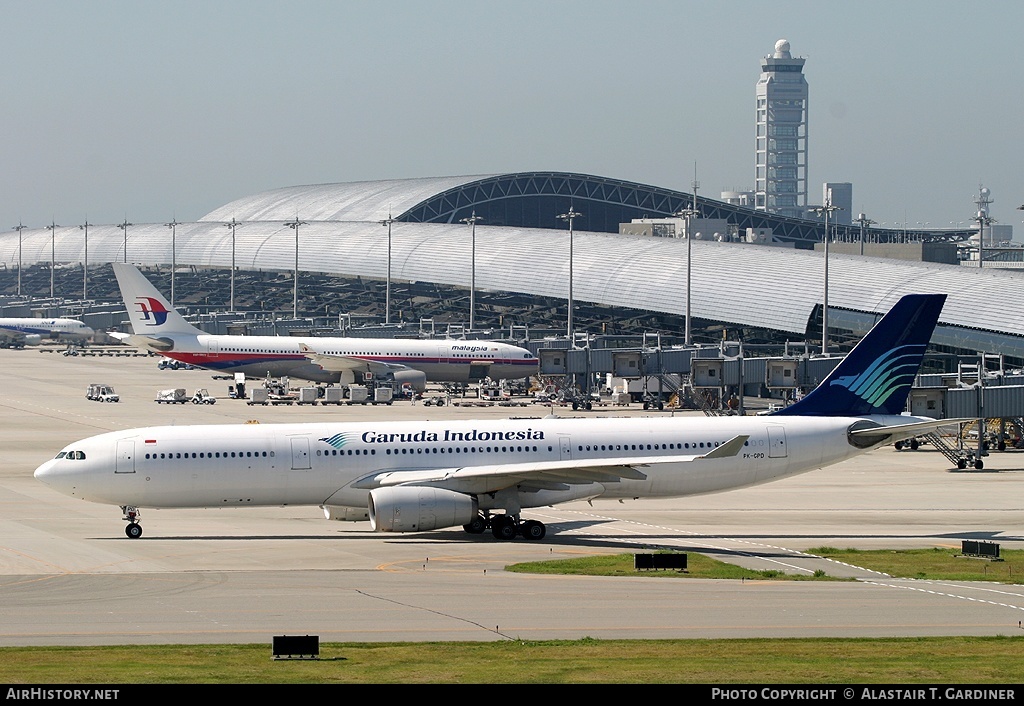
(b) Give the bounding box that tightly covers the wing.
[298,343,412,376]
[352,434,749,495]
[0,327,24,342]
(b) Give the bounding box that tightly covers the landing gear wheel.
[463,515,487,534]
[909,438,919,450]
[974,459,985,470]
[521,520,546,540]
[894,441,904,450]
[491,516,517,540]
[957,458,967,469]
[125,522,143,539]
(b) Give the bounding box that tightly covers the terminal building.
[0,170,1011,361]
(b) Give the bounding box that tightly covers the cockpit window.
[55,451,66,459]
[60,450,86,460]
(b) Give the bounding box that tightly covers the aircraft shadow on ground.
[88,523,1024,547]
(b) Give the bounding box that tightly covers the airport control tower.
[755,39,808,219]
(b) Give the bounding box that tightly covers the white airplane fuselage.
[144,333,537,384]
[35,414,902,513]
[0,318,94,345]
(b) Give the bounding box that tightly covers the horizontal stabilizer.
[849,417,973,447]
[116,333,176,351]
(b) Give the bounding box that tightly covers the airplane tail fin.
[771,294,947,417]
[111,263,204,336]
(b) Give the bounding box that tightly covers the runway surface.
[2,346,1024,646]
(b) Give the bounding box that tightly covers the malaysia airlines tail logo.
[829,344,925,408]
[135,297,170,327]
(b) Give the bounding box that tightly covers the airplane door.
[290,437,311,470]
[115,440,136,474]
[766,425,788,458]
[559,436,572,460]
[207,339,220,359]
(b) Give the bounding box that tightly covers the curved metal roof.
[199,171,974,243]
[1,218,1020,356]
[199,175,499,224]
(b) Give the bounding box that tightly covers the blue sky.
[2,0,1021,234]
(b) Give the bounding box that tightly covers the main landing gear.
[121,505,143,539]
[463,512,546,541]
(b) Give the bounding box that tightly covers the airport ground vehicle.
[191,389,216,405]
[158,359,196,370]
[155,388,188,404]
[86,384,119,403]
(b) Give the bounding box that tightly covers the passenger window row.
[144,451,276,460]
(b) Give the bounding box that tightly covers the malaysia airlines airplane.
[36,293,968,541]
[0,317,94,348]
[107,262,538,390]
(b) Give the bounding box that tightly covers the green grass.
[506,547,1024,584]
[2,637,1023,683]
[807,546,1024,583]
[506,550,844,580]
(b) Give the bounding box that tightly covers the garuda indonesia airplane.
[36,294,964,541]
[107,262,538,390]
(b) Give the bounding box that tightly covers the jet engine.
[388,369,427,392]
[368,486,477,532]
[22,334,42,346]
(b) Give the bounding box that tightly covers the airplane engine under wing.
[22,334,42,346]
[368,486,478,532]
[388,369,427,392]
[322,505,370,522]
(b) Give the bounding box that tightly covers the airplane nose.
[33,459,57,484]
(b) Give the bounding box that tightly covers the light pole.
[118,218,132,263]
[556,205,583,341]
[379,213,395,325]
[13,222,26,296]
[164,219,179,307]
[673,203,700,346]
[460,211,483,329]
[79,221,91,299]
[854,213,875,256]
[46,220,59,298]
[225,218,238,311]
[974,211,996,269]
[285,217,306,319]
[809,194,842,354]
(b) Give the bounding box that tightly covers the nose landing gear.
[121,506,143,538]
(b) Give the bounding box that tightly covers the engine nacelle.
[368,486,478,532]
[22,334,42,346]
[321,505,370,522]
[388,369,427,392]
